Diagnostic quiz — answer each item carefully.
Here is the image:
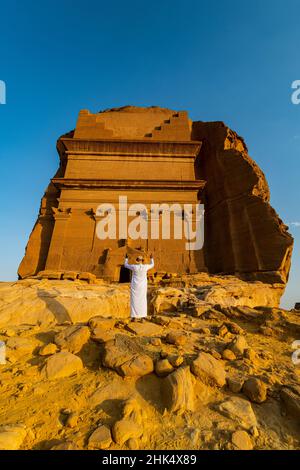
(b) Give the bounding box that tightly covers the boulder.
[65,412,79,428]
[155,359,174,377]
[38,270,63,280]
[168,354,184,367]
[151,288,183,314]
[127,438,139,450]
[102,335,154,377]
[244,348,258,362]
[231,430,253,450]
[6,337,36,360]
[43,351,83,379]
[243,378,267,403]
[112,419,143,446]
[280,386,300,420]
[222,349,236,361]
[112,398,145,445]
[161,366,195,414]
[54,325,90,353]
[165,331,187,346]
[91,329,116,343]
[102,338,135,371]
[39,343,58,356]
[191,352,226,387]
[225,321,244,335]
[119,354,154,378]
[218,324,229,337]
[227,377,244,393]
[0,424,27,450]
[229,335,248,356]
[88,425,112,449]
[217,397,257,430]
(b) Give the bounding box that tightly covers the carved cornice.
[51,178,206,192]
[59,138,202,159]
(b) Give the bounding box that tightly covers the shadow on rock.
[37,288,72,324]
[135,374,165,414]
[96,398,124,421]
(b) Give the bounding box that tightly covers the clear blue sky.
[0,0,299,308]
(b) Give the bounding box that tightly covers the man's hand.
[150,253,153,258]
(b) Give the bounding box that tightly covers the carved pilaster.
[45,207,72,270]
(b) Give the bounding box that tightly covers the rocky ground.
[0,276,299,450]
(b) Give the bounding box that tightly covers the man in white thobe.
[124,253,154,321]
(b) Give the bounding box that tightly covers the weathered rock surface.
[112,419,143,446]
[191,352,226,387]
[0,279,299,450]
[50,441,79,450]
[88,425,112,449]
[228,335,248,357]
[227,377,244,393]
[88,317,116,330]
[0,279,130,327]
[192,120,293,285]
[155,359,174,377]
[65,412,79,428]
[222,349,236,361]
[0,424,27,450]
[91,329,116,343]
[39,343,58,356]
[102,335,154,377]
[126,322,163,337]
[280,386,300,420]
[119,355,154,377]
[231,430,253,450]
[6,336,37,358]
[0,276,288,331]
[54,325,90,353]
[243,378,268,403]
[112,398,145,446]
[217,397,257,431]
[43,351,83,379]
[165,331,187,346]
[161,366,195,414]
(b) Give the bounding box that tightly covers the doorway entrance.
[119,266,131,283]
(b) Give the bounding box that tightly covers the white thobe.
[124,258,154,318]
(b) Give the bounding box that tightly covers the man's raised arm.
[146,254,154,270]
[124,254,133,270]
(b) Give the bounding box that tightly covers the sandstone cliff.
[192,121,293,284]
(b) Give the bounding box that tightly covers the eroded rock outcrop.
[192,121,293,284]
[0,274,288,330]
[0,280,299,450]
